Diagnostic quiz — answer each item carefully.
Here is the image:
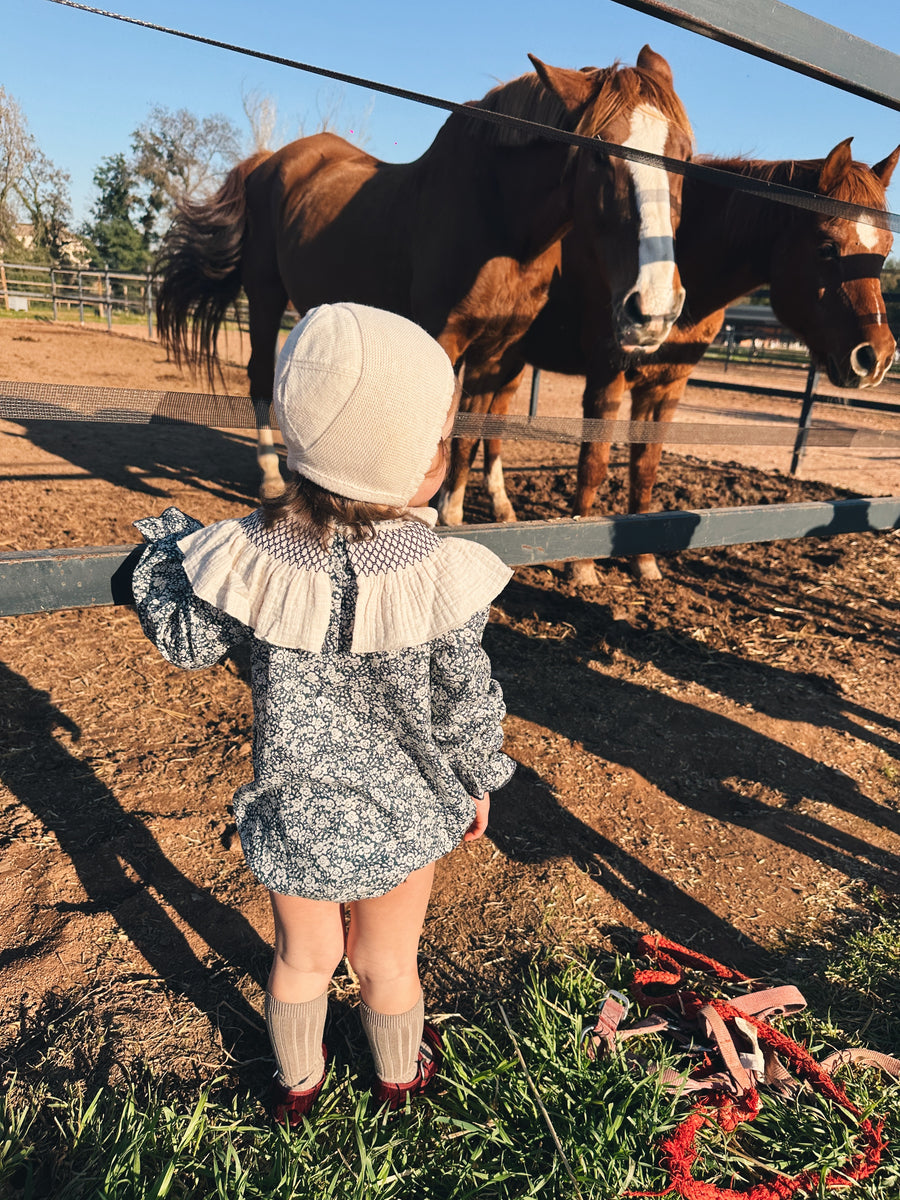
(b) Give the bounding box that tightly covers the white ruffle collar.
[176,508,512,654]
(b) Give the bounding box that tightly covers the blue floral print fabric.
[131,507,515,901]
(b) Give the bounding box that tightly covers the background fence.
[0,261,298,337]
[0,260,156,334]
[3,497,899,617]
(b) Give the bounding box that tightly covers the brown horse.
[442,139,899,580]
[156,47,693,496]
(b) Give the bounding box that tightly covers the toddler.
[131,302,515,1123]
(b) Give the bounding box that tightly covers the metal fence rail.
[608,0,900,111]
[2,497,898,618]
[0,260,298,338]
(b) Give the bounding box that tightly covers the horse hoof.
[632,555,662,582]
[568,559,599,588]
[493,504,518,524]
[437,503,464,526]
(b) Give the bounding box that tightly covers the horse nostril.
[850,343,878,377]
[623,292,646,326]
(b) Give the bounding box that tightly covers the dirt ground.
[1,317,899,1101]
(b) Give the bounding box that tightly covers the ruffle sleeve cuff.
[430,608,516,795]
[131,507,250,669]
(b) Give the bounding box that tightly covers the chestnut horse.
[442,139,898,580]
[156,47,693,496]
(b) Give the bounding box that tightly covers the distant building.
[9,223,92,266]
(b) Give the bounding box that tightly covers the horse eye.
[818,242,839,260]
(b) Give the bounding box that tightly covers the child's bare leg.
[348,862,436,1085]
[268,892,345,1002]
[346,861,435,1012]
[266,892,345,1090]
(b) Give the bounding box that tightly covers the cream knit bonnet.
[273,302,457,506]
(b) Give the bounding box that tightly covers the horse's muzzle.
[615,286,685,354]
[826,340,894,389]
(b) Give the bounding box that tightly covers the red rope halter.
[623,936,887,1200]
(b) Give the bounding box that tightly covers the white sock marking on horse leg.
[485,456,515,522]
[439,480,467,526]
[257,425,284,496]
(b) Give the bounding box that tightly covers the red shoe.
[372,1023,443,1111]
[270,1047,327,1128]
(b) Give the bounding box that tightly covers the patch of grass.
[4,919,900,1199]
[779,889,900,1054]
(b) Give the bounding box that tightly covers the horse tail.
[155,151,272,385]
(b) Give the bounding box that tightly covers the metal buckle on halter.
[599,989,632,1017]
[581,988,632,1048]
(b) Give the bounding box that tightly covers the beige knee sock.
[360,993,425,1084]
[264,991,327,1090]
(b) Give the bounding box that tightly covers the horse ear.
[528,55,598,112]
[636,44,674,86]
[871,145,900,189]
[819,137,854,193]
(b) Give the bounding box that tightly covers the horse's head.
[767,139,898,389]
[530,46,692,355]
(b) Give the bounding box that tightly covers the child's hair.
[263,432,451,547]
[262,473,407,545]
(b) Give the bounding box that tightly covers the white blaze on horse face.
[854,218,881,250]
[620,104,683,338]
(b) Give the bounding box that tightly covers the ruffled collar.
[175,507,511,654]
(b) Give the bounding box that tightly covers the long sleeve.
[132,507,250,670]
[429,607,515,795]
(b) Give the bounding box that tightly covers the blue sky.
[5,0,900,227]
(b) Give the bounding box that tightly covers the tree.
[14,143,73,264]
[0,86,32,251]
[82,153,151,272]
[130,106,242,239]
[0,86,74,263]
[241,85,373,155]
[242,88,278,154]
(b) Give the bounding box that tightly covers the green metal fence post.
[789,364,820,476]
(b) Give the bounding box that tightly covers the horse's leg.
[568,369,627,587]
[627,371,689,581]
[483,436,516,523]
[438,352,524,525]
[246,283,289,500]
[432,327,478,525]
[439,372,502,525]
[438,433,481,526]
[481,368,525,523]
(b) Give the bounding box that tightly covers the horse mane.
[698,154,888,247]
[707,155,886,203]
[464,63,693,147]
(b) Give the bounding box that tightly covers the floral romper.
[131,506,515,901]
